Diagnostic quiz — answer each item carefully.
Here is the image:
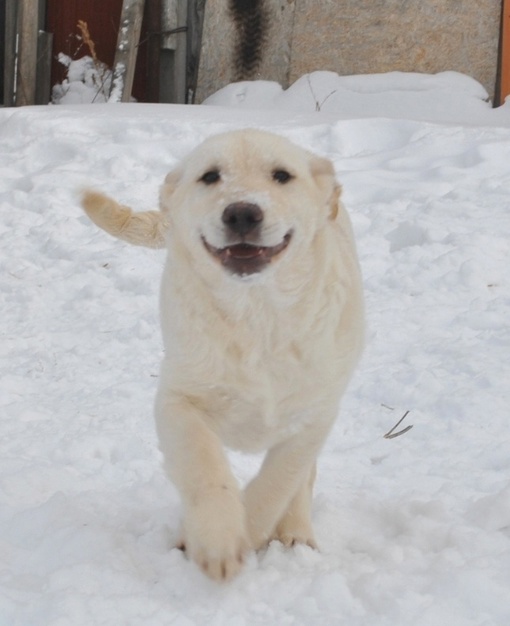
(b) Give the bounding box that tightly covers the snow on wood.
[110,0,145,103]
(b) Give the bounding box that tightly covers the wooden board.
[16,0,38,106]
[3,0,18,105]
[500,0,510,103]
[110,0,145,102]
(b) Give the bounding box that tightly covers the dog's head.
[161,130,340,278]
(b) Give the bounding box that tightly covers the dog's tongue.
[226,244,263,259]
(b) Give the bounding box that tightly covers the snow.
[52,55,113,105]
[1,70,510,624]
[203,70,509,126]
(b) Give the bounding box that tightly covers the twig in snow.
[384,410,413,439]
[306,75,337,111]
[381,403,394,411]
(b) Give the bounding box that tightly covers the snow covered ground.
[1,71,510,625]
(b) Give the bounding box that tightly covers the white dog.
[82,129,364,581]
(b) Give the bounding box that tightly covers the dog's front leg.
[155,389,249,581]
[244,423,330,550]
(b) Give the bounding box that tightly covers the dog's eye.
[272,169,293,184]
[199,170,221,185]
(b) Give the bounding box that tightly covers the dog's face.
[161,130,340,277]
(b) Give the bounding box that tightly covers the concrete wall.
[196,0,501,103]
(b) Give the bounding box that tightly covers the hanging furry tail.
[81,190,167,248]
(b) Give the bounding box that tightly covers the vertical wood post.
[16,0,38,106]
[146,0,162,102]
[160,0,188,104]
[187,0,206,103]
[500,0,510,103]
[110,0,145,102]
[174,0,188,103]
[3,0,18,106]
[35,31,53,104]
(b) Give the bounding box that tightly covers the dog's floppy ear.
[159,167,182,212]
[81,190,168,248]
[309,155,341,220]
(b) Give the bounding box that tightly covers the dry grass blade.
[77,20,98,65]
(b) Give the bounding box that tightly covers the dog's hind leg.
[271,462,318,549]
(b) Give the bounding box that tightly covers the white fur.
[81,129,364,581]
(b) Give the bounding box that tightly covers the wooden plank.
[3,0,18,106]
[16,0,39,106]
[110,0,145,102]
[162,0,178,50]
[187,0,206,102]
[145,0,161,102]
[174,0,188,103]
[0,0,5,103]
[500,0,510,103]
[159,0,188,104]
[35,31,53,104]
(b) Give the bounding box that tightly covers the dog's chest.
[202,387,315,452]
[162,266,355,451]
[193,345,335,452]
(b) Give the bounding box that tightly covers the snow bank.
[204,70,510,126]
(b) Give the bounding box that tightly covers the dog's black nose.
[222,202,263,236]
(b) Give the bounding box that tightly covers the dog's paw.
[271,517,318,550]
[184,489,250,581]
[246,505,318,551]
[188,531,248,581]
[273,531,318,550]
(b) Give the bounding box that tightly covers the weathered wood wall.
[196,0,501,103]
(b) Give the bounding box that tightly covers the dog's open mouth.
[203,233,292,275]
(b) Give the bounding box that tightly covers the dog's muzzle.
[203,202,292,276]
[202,234,292,276]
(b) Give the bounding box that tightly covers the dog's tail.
[81,190,167,249]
